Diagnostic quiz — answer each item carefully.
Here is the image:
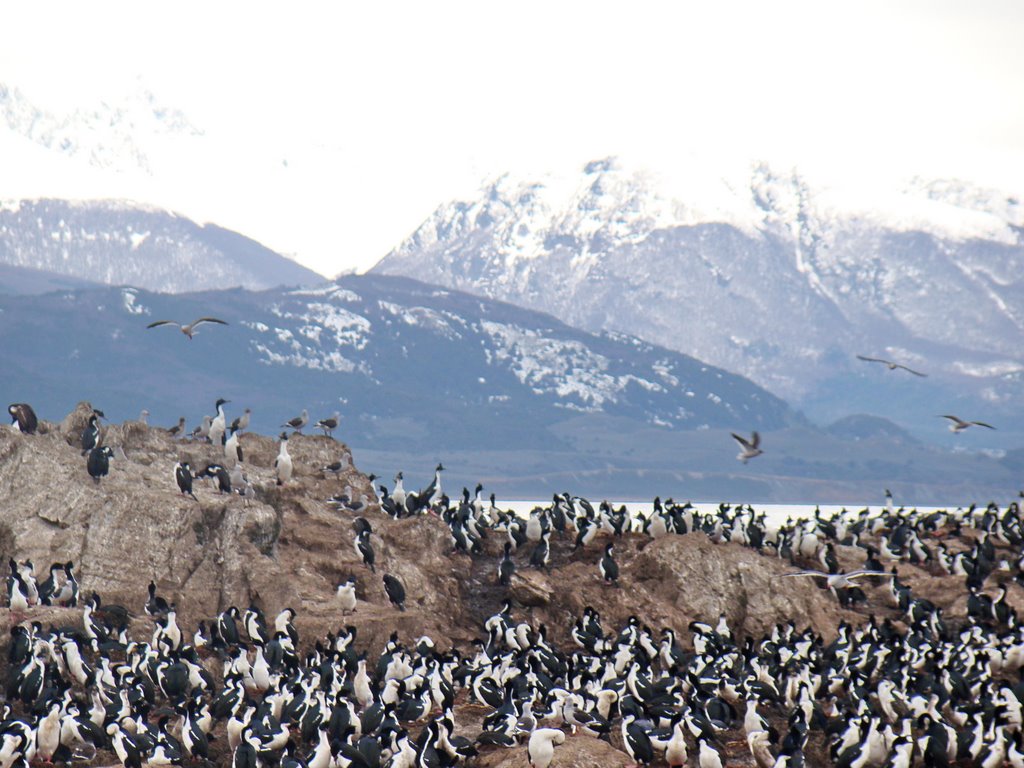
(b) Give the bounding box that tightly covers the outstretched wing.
[781,571,825,579]
[191,317,229,328]
[970,421,996,430]
[146,320,180,330]
[894,363,927,377]
[843,569,897,580]
[856,355,888,365]
[750,431,760,449]
[730,432,752,450]
[941,415,967,426]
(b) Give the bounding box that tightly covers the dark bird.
[940,414,995,433]
[731,431,763,463]
[174,461,198,500]
[167,417,186,438]
[86,446,114,484]
[8,403,38,434]
[81,411,102,455]
[383,574,406,611]
[146,317,228,339]
[498,542,515,586]
[856,355,927,377]
[315,411,341,438]
[197,463,232,493]
[355,529,376,572]
[281,409,309,433]
[599,542,619,586]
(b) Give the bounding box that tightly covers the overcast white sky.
[2,0,1023,276]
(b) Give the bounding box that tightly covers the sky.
[2,0,1023,276]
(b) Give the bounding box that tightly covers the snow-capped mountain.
[372,157,1024,432]
[0,273,794,434]
[2,273,1013,501]
[0,199,322,293]
[0,82,202,175]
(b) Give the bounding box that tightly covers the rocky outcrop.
[0,403,471,651]
[3,405,1021,767]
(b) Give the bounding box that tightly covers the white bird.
[146,317,228,339]
[697,737,724,768]
[274,433,293,485]
[224,429,243,467]
[731,431,763,463]
[208,399,229,447]
[856,355,927,377]
[940,414,995,433]
[527,728,565,768]
[336,579,357,614]
[781,569,898,590]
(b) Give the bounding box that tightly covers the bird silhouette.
[940,415,995,433]
[146,317,228,339]
[730,431,763,463]
[856,354,927,377]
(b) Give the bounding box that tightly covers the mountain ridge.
[0,198,324,293]
[372,156,1024,438]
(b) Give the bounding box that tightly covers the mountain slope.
[0,199,323,293]
[372,158,1024,434]
[0,274,1014,501]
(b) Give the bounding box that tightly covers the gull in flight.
[731,431,763,463]
[856,355,927,377]
[782,569,897,590]
[146,317,228,339]
[940,415,995,433]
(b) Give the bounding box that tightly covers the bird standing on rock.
[336,578,357,614]
[383,574,406,611]
[355,529,376,572]
[224,427,243,466]
[527,728,565,768]
[174,461,197,501]
[281,409,309,433]
[209,399,229,447]
[80,410,103,455]
[167,417,186,438]
[315,412,340,438]
[230,408,252,434]
[498,542,515,587]
[274,433,293,485]
[86,446,113,484]
[599,542,619,586]
[8,403,38,434]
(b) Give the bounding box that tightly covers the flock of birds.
[6,398,346,497]
[5,393,1024,767]
[728,354,998,465]
[0,316,1017,768]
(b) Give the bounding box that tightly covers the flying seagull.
[856,355,927,377]
[146,317,228,339]
[730,431,763,463]
[782,569,897,590]
[940,415,995,433]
